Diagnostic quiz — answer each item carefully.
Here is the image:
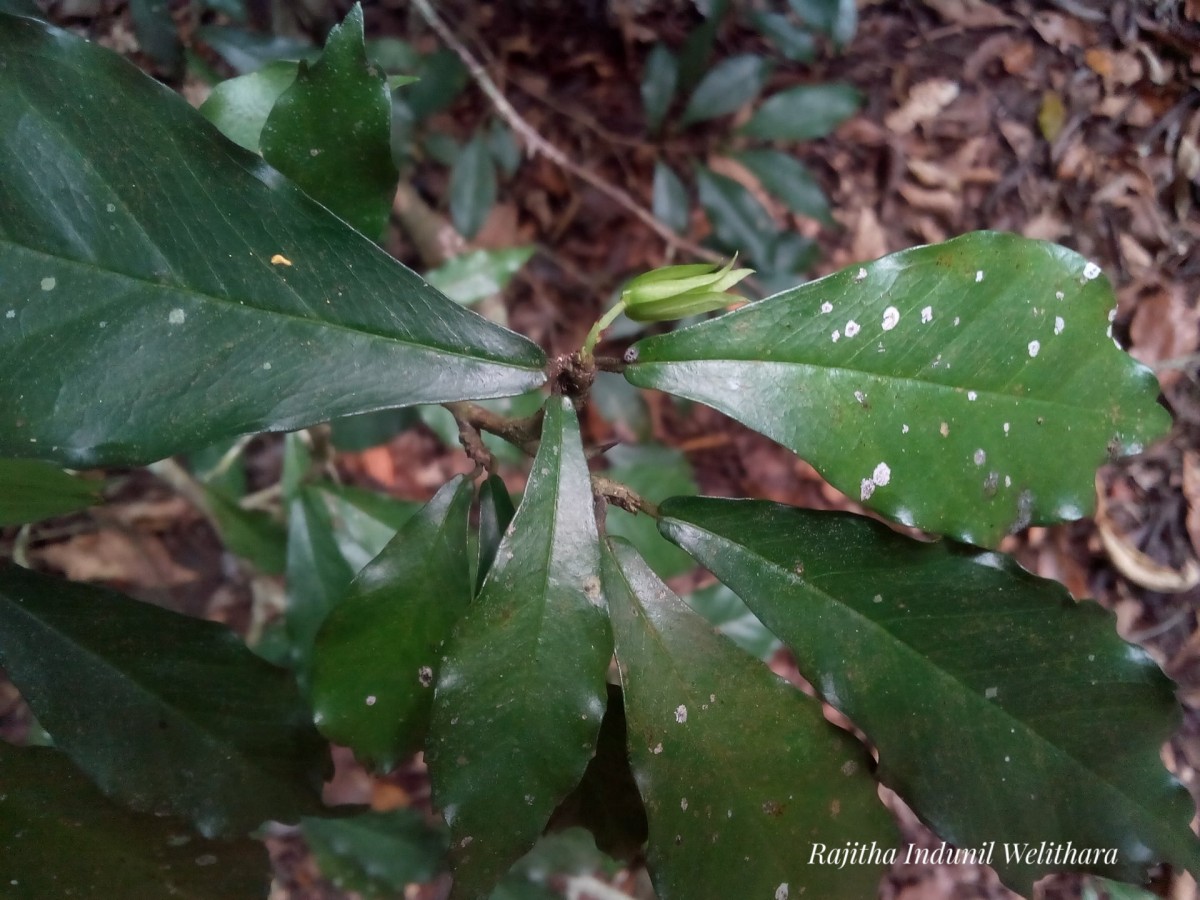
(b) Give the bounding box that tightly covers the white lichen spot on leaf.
[168,308,185,325]
[882,306,900,330]
[675,704,688,724]
[1028,340,1040,357]
[40,276,56,291]
[920,306,933,324]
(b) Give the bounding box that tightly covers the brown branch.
[409,0,721,265]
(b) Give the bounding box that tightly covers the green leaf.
[640,44,677,134]
[204,485,288,574]
[260,6,398,238]
[602,445,697,579]
[0,0,41,16]
[652,161,689,235]
[684,581,780,661]
[489,829,620,900]
[314,482,419,571]
[0,15,546,468]
[198,24,316,74]
[658,497,1200,893]
[303,808,448,897]
[280,430,311,501]
[0,743,270,898]
[476,474,515,593]
[329,407,418,451]
[366,37,419,73]
[129,0,183,76]
[695,166,777,267]
[450,134,498,239]
[626,233,1171,546]
[310,476,474,771]
[0,459,103,526]
[200,61,298,153]
[0,564,327,837]
[286,486,355,684]
[676,15,722,95]
[681,54,770,125]
[602,539,897,899]
[734,149,832,225]
[748,11,816,62]
[741,82,862,141]
[404,48,469,121]
[427,398,612,898]
[789,0,857,46]
[487,119,522,177]
[426,247,536,307]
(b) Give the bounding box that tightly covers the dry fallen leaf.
[34,529,197,588]
[920,0,1017,29]
[885,79,961,134]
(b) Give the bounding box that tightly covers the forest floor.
[3,0,1199,898]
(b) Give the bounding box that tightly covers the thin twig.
[591,474,658,518]
[444,401,544,457]
[410,0,721,265]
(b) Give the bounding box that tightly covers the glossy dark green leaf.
[261,6,397,238]
[329,407,418,451]
[741,82,862,140]
[0,744,270,898]
[695,167,777,267]
[476,474,515,594]
[681,54,770,125]
[129,0,182,76]
[204,486,287,574]
[652,161,689,235]
[626,233,1171,545]
[197,24,315,74]
[603,445,696,580]
[603,539,896,899]
[749,11,816,62]
[199,61,298,153]
[404,48,469,121]
[0,459,102,526]
[489,829,621,900]
[684,581,780,661]
[0,16,546,467]
[450,135,498,239]
[0,564,327,836]
[310,476,474,771]
[658,497,1200,893]
[426,247,536,307]
[735,148,832,225]
[676,14,722,95]
[286,486,355,683]
[303,808,448,897]
[640,44,677,134]
[427,399,612,898]
[487,120,522,177]
[789,0,857,46]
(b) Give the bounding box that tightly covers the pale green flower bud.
[622,257,754,323]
